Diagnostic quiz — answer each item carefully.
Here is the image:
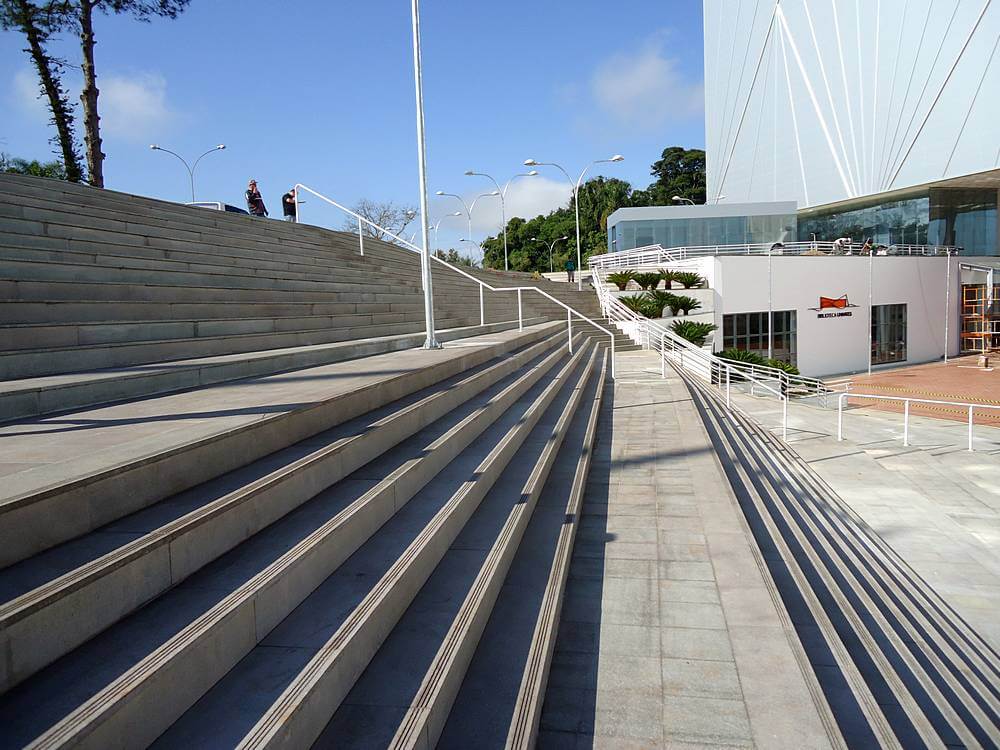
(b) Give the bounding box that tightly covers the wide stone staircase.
[0,175,616,748]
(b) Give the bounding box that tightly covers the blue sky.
[1,1,705,253]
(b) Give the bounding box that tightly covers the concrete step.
[0,330,569,694]
[0,319,551,422]
[0,323,559,567]
[0,332,588,749]
[437,349,607,749]
[681,370,1000,748]
[147,339,598,750]
[0,313,495,379]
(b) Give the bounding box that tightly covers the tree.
[0,0,85,182]
[648,146,706,204]
[433,248,478,267]
[342,199,419,244]
[1,151,68,178]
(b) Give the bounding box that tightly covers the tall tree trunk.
[78,0,103,188]
[13,0,85,183]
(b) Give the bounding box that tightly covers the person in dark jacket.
[245,179,267,217]
[281,188,297,222]
[564,258,575,283]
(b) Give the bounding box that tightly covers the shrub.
[673,271,705,289]
[658,269,676,289]
[607,271,635,291]
[718,348,768,366]
[670,320,717,347]
[766,358,800,375]
[632,272,662,291]
[619,294,655,317]
[644,290,677,317]
[674,295,702,315]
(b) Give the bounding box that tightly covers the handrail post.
[568,310,573,353]
[837,394,845,440]
[903,400,910,446]
[479,284,485,326]
[726,366,731,408]
[610,335,615,380]
[661,331,665,379]
[968,405,974,452]
[782,396,788,441]
[517,288,523,331]
[357,217,365,256]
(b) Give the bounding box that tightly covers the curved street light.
[464,170,538,271]
[149,144,226,202]
[532,235,569,274]
[671,195,696,205]
[433,211,462,250]
[523,155,623,290]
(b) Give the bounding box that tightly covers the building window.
[722,310,797,365]
[872,304,907,365]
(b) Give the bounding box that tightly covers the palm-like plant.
[766,358,800,375]
[673,271,705,289]
[718,347,768,366]
[658,269,675,289]
[632,272,661,291]
[619,294,652,317]
[644,290,677,317]
[606,271,636,291]
[670,320,717,347]
[673,295,702,315]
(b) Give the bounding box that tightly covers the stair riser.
[0,326,557,568]
[31,337,579,750]
[0,334,567,694]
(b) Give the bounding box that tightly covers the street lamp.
[435,190,498,243]
[459,237,484,264]
[149,144,225,202]
[464,170,538,271]
[672,195,695,205]
[523,154,624,290]
[433,211,462,250]
[532,235,569,274]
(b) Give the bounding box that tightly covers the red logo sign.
[810,295,858,311]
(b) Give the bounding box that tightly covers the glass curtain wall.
[612,214,797,252]
[928,189,998,255]
[871,303,907,364]
[722,310,797,364]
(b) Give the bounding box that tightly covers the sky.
[1,1,706,255]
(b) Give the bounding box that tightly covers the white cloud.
[99,73,173,140]
[12,68,53,121]
[464,176,572,233]
[591,34,703,132]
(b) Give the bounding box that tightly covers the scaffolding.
[961,284,1000,354]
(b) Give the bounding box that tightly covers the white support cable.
[874,0,908,191]
[869,0,880,194]
[942,29,1000,177]
[777,18,811,206]
[829,0,862,194]
[775,6,855,199]
[854,0,867,192]
[717,0,764,185]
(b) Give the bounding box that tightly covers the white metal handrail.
[837,392,1000,452]
[589,241,960,269]
[294,183,618,378]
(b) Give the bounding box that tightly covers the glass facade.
[611,212,797,252]
[871,304,907,365]
[798,188,998,254]
[722,310,797,365]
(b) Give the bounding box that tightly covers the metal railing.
[589,241,960,269]
[837,392,1000,452]
[293,183,617,378]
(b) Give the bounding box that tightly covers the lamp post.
[671,195,696,205]
[433,211,462,250]
[149,144,225,202]
[410,0,438,349]
[459,237,484,264]
[464,170,537,271]
[523,155,624,290]
[532,235,569,274]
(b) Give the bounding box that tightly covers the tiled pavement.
[539,353,835,749]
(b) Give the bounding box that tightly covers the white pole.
[479,284,484,326]
[568,310,573,352]
[767,248,774,360]
[358,217,365,256]
[903,400,910,446]
[867,248,874,376]
[573,182,583,291]
[726,366,731,408]
[410,0,438,349]
[661,331,666,378]
[501,192,508,271]
[782,396,788,441]
[517,289,523,331]
[944,251,952,364]
[968,405,974,452]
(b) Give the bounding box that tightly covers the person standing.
[282,187,297,222]
[564,258,575,283]
[245,179,267,217]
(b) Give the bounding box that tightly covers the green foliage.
[673,271,705,289]
[0,153,67,179]
[644,290,677,317]
[673,295,702,315]
[619,294,660,318]
[657,269,675,289]
[670,320,717,347]
[606,271,635,291]
[433,248,477,267]
[632,272,661,291]
[718,348,768,366]
[766,358,800,375]
[480,146,706,271]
